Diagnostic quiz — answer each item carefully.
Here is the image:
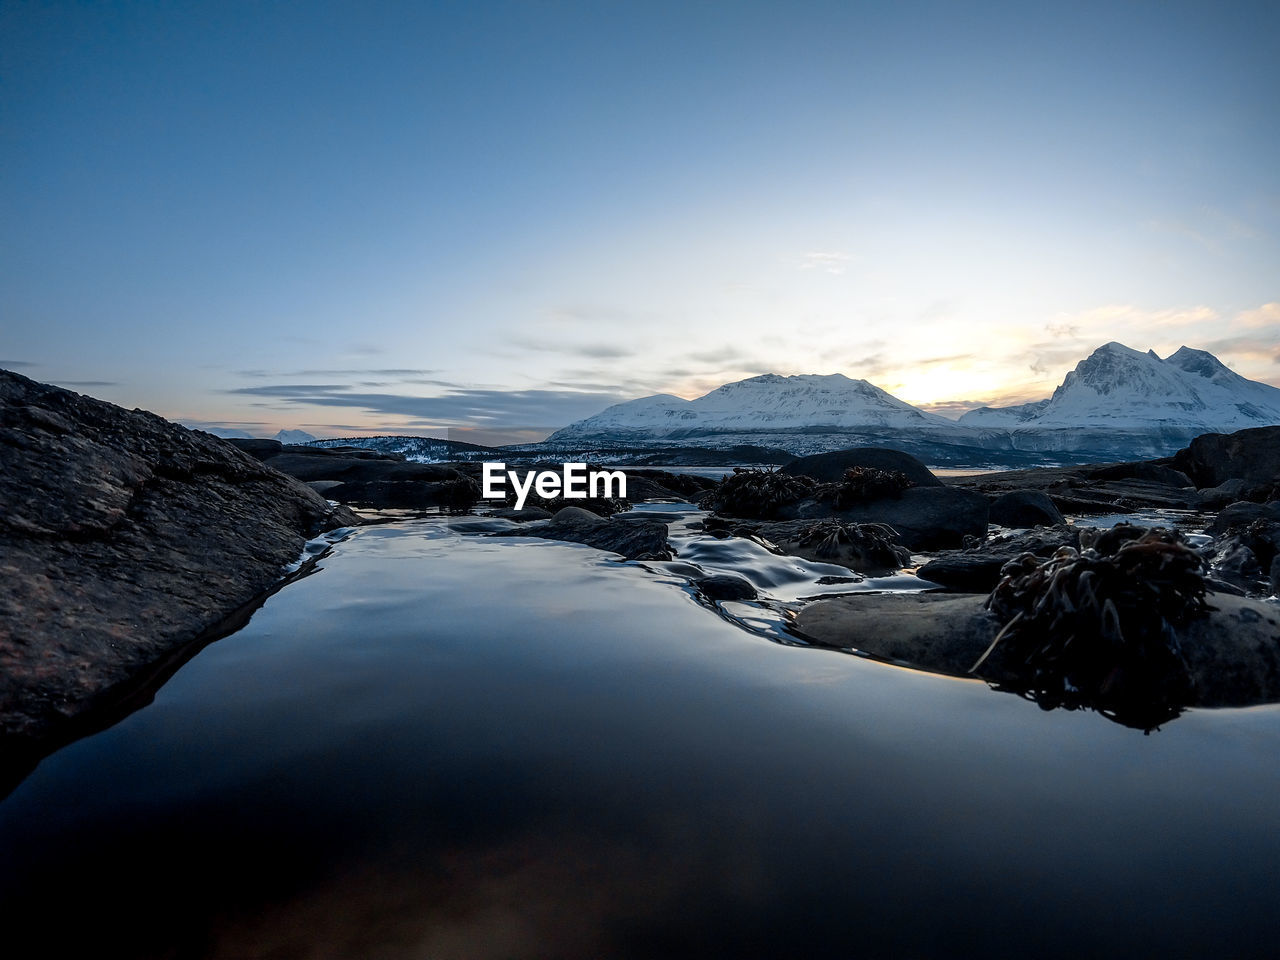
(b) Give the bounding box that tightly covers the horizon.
[5,2,1278,444]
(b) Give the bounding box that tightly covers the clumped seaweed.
[972,525,1211,731]
[816,466,915,509]
[702,468,817,519]
[793,519,911,571]
[501,491,629,516]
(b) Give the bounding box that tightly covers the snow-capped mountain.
[547,345,1280,463]
[960,343,1280,450]
[275,428,317,444]
[549,373,960,441]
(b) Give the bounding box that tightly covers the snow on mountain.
[275,428,317,444]
[548,344,1280,462]
[959,342,1280,432]
[549,373,959,442]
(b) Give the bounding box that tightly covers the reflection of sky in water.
[3,519,1280,958]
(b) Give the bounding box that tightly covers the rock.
[785,486,989,550]
[951,462,1206,514]
[1172,425,1280,488]
[989,490,1064,528]
[623,469,719,501]
[917,525,1081,592]
[694,574,758,602]
[484,506,554,522]
[0,370,359,750]
[318,478,479,510]
[794,591,1280,711]
[495,506,672,561]
[224,437,283,459]
[1207,519,1280,597]
[781,447,943,487]
[1207,501,1280,537]
[261,453,460,484]
[704,518,910,573]
[1198,478,1251,509]
[1088,461,1192,487]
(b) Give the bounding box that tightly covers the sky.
[3,0,1278,443]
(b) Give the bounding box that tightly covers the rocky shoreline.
[3,370,1279,763]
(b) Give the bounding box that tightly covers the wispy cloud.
[0,359,37,368]
[225,383,630,430]
[510,337,636,359]
[798,251,854,275]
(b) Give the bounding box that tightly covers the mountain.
[275,428,317,444]
[548,345,1280,464]
[958,342,1280,456]
[550,373,959,440]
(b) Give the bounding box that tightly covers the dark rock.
[694,574,758,602]
[262,453,460,484]
[951,463,1205,514]
[0,370,358,748]
[1198,479,1251,509]
[784,486,989,550]
[794,591,1280,711]
[495,506,672,561]
[320,478,479,510]
[1088,461,1192,487]
[710,518,910,573]
[224,437,283,460]
[781,447,943,487]
[989,490,1064,528]
[624,469,719,501]
[1207,501,1280,538]
[1172,425,1280,488]
[916,525,1081,593]
[1207,519,1280,597]
[484,506,554,522]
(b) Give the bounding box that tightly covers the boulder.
[1207,501,1280,538]
[1172,426,1280,488]
[917,526,1081,592]
[780,447,943,487]
[1198,478,1251,509]
[495,506,672,561]
[785,486,989,550]
[988,490,1064,528]
[694,574,758,602]
[702,518,911,573]
[794,591,1280,711]
[0,370,358,750]
[1088,461,1192,487]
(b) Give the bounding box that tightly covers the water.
[3,518,1280,958]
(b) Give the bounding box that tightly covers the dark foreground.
[3,520,1280,959]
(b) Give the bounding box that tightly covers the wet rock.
[917,525,1081,592]
[989,490,1064,528]
[484,506,554,522]
[495,506,672,561]
[1207,501,1280,537]
[1207,519,1280,597]
[795,591,1280,712]
[781,447,943,487]
[705,518,911,573]
[624,469,719,502]
[1173,425,1280,488]
[0,370,358,748]
[694,574,758,602]
[1198,479,1251,509]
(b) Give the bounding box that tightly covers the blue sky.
[3,0,1278,442]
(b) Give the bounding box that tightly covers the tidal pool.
[3,518,1279,958]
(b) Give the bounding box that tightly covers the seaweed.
[971,525,1211,731]
[702,468,817,520]
[815,466,916,509]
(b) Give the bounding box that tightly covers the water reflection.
[2,521,1280,958]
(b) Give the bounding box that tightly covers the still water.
[3,518,1280,958]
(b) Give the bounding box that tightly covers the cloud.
[798,251,853,275]
[225,383,629,429]
[59,380,118,387]
[509,338,636,359]
[1,359,38,369]
[235,368,440,378]
[1237,303,1280,329]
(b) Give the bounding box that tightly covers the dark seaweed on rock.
[973,525,1211,731]
[701,468,817,519]
[793,519,911,570]
[501,491,628,517]
[815,466,916,509]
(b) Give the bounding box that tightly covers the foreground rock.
[784,485,990,550]
[703,517,911,573]
[494,506,673,560]
[0,371,358,749]
[1172,425,1280,491]
[916,525,1082,592]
